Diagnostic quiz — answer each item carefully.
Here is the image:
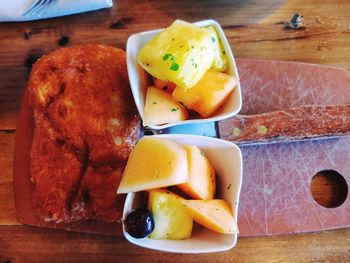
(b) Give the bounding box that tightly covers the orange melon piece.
[172,70,237,117]
[117,137,188,193]
[177,145,216,200]
[143,86,188,126]
[182,199,238,234]
[153,78,176,93]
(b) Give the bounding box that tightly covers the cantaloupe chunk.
[177,145,216,200]
[138,20,215,88]
[117,137,188,193]
[172,70,237,117]
[148,189,193,239]
[153,78,176,93]
[143,86,188,126]
[182,199,238,234]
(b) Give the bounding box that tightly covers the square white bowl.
[122,134,243,253]
[126,19,242,130]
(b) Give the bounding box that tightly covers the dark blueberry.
[124,208,154,238]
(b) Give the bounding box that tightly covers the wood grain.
[0,132,18,225]
[1,0,350,261]
[0,0,350,130]
[0,226,349,263]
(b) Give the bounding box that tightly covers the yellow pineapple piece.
[206,26,229,72]
[138,20,215,88]
[148,189,193,239]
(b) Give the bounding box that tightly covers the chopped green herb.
[195,63,198,68]
[211,36,216,43]
[163,53,179,71]
[152,101,157,105]
[200,151,205,157]
[179,45,183,48]
[170,62,179,71]
[172,38,175,41]
[191,46,194,49]
[163,54,171,61]
[171,107,179,112]
[222,50,226,54]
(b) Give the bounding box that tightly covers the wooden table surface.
[1,0,350,262]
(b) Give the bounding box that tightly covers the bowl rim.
[126,19,242,130]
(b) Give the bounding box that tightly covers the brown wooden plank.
[0,225,349,262]
[1,0,350,260]
[0,0,350,129]
[0,132,19,225]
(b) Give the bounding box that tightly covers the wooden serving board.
[14,58,350,237]
[231,59,350,236]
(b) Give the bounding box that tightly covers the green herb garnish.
[171,108,179,112]
[163,53,179,71]
[211,36,216,43]
[170,63,179,71]
[152,101,157,105]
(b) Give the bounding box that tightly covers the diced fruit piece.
[177,145,216,200]
[148,189,193,239]
[206,26,229,72]
[182,199,238,234]
[138,20,215,88]
[143,86,188,126]
[117,137,188,193]
[172,70,237,117]
[153,78,176,93]
[124,208,155,238]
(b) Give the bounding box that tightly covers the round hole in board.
[310,170,348,208]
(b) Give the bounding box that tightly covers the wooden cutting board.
[231,59,350,236]
[14,58,350,237]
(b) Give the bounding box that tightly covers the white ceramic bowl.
[126,19,242,130]
[122,134,243,253]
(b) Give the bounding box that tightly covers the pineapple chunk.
[138,20,215,88]
[153,78,176,93]
[143,86,188,126]
[177,145,216,200]
[149,189,193,239]
[117,137,188,193]
[182,199,238,234]
[206,26,229,72]
[172,70,237,117]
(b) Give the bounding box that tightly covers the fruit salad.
[137,20,238,126]
[118,137,239,240]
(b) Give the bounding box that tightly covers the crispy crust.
[28,45,140,223]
